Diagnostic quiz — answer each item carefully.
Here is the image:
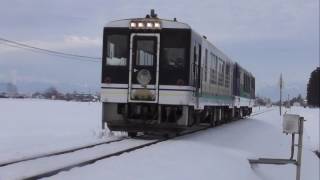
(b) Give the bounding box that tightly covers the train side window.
[210,53,217,84]
[215,55,218,83]
[106,35,128,66]
[226,64,230,74]
[221,61,225,73]
[225,64,230,88]
[204,49,208,82]
[218,58,224,86]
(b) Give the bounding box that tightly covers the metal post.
[279,74,283,115]
[280,89,282,115]
[289,134,295,160]
[296,117,304,180]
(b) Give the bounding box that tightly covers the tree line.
[307,67,320,107]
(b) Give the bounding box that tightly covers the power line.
[0,37,101,63]
[0,41,101,63]
[0,37,101,60]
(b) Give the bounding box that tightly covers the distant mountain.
[257,81,307,101]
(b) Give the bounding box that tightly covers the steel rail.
[22,126,210,180]
[0,138,127,167]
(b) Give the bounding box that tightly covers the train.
[101,10,255,137]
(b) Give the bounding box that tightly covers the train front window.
[159,30,189,85]
[136,40,155,66]
[106,35,128,66]
[163,48,185,69]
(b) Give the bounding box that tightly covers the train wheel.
[128,132,137,138]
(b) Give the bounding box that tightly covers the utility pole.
[287,94,290,109]
[279,74,283,115]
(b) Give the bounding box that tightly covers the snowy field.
[0,99,318,180]
[0,98,115,163]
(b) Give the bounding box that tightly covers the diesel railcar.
[101,10,255,137]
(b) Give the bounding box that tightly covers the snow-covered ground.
[0,99,318,180]
[0,98,113,163]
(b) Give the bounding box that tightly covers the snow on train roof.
[105,18,191,29]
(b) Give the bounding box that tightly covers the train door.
[198,44,202,95]
[128,33,160,103]
[193,43,201,109]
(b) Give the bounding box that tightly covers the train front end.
[101,12,192,136]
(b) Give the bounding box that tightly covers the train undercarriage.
[102,103,252,137]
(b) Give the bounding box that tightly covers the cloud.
[0,0,317,96]
[184,0,319,43]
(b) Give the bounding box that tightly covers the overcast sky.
[0,0,318,95]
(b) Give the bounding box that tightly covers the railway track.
[0,137,126,168]
[249,108,275,117]
[0,109,272,180]
[0,137,157,180]
[0,126,210,180]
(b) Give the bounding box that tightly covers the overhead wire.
[0,41,102,63]
[0,37,101,63]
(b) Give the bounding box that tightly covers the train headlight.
[137,69,151,86]
[146,22,153,28]
[154,22,160,28]
[129,21,161,29]
[130,22,137,28]
[138,22,144,28]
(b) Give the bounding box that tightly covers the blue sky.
[0,0,318,97]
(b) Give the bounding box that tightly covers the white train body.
[101,11,255,136]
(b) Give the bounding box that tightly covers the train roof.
[104,10,254,77]
[105,18,191,29]
[200,35,253,77]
